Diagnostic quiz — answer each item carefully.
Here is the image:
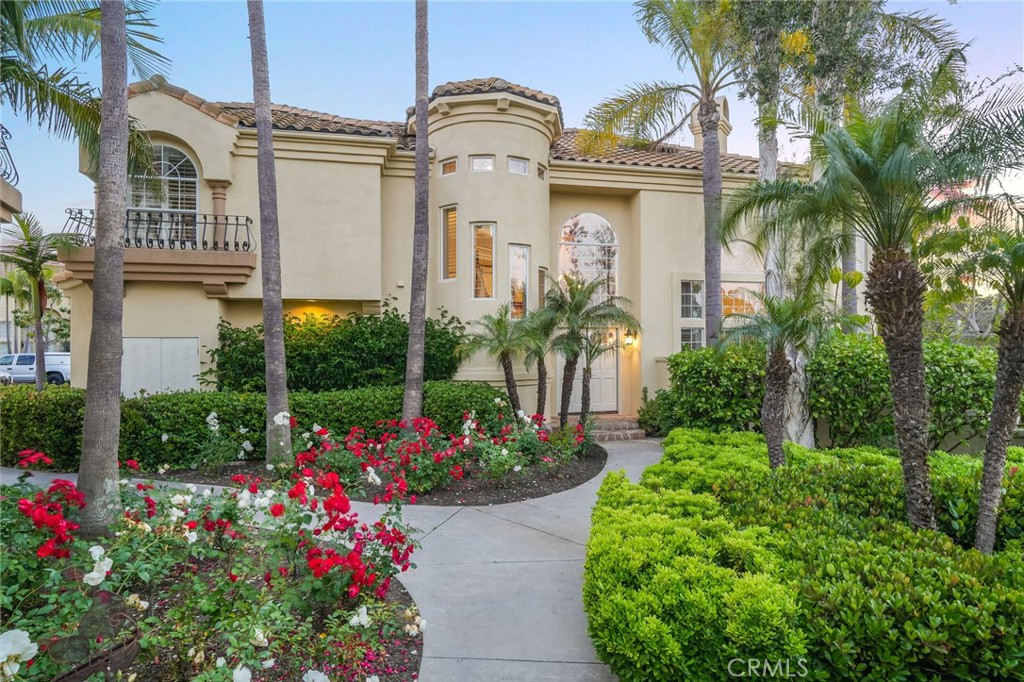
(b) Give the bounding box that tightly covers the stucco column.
[207,180,230,249]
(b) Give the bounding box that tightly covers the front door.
[559,333,619,414]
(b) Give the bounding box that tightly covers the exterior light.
[623,329,637,347]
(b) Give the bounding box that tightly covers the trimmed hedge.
[585,429,1024,681]
[0,381,505,471]
[639,336,1001,450]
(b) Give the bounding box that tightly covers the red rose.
[270,503,285,517]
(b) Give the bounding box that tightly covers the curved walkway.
[1,439,663,682]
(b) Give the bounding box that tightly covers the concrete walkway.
[1,439,664,682]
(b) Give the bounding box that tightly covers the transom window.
[440,158,457,175]
[469,155,495,172]
[508,157,529,175]
[558,212,618,300]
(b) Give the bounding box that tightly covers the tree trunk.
[247,0,292,460]
[580,365,592,427]
[78,0,127,537]
[842,235,859,316]
[499,352,522,415]
[698,98,723,346]
[33,280,45,390]
[559,354,579,429]
[784,346,815,447]
[865,249,937,530]
[975,308,1024,553]
[535,357,547,418]
[401,0,430,423]
[763,347,792,468]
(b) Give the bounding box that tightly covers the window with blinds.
[441,207,457,280]
[473,223,494,298]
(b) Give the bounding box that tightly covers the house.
[56,77,768,416]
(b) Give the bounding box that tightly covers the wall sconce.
[623,329,637,347]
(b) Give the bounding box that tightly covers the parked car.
[0,353,71,385]
[0,371,11,386]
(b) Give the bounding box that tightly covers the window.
[680,281,703,318]
[538,266,548,304]
[440,158,457,175]
[129,145,199,246]
[722,283,763,317]
[473,224,495,298]
[681,328,704,350]
[441,206,457,280]
[508,157,529,175]
[537,164,547,181]
[16,355,34,365]
[0,354,13,365]
[509,244,530,318]
[470,155,495,171]
[558,212,618,300]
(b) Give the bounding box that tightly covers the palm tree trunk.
[247,0,291,460]
[32,281,45,390]
[499,352,522,415]
[559,354,579,429]
[698,98,723,346]
[401,0,430,423]
[535,357,547,417]
[842,234,858,316]
[763,348,791,468]
[580,365,592,427]
[78,0,127,537]
[975,308,1024,553]
[865,249,937,530]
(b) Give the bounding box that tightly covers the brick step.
[594,429,647,442]
[591,419,640,431]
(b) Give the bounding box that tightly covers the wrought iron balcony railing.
[1,125,18,187]
[62,208,255,253]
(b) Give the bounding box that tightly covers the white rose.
[273,411,290,427]
[239,425,249,434]
[348,606,371,628]
[161,433,169,443]
[169,494,190,507]
[233,666,252,682]
[88,545,105,561]
[513,465,522,473]
[367,467,382,486]
[262,658,275,669]
[185,531,198,544]
[302,671,330,682]
[216,656,226,668]
[0,629,39,678]
[82,570,105,586]
[241,440,254,453]
[251,628,268,648]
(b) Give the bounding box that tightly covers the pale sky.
[4,0,1023,231]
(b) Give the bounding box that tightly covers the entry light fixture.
[623,329,637,347]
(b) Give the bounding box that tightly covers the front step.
[594,428,647,442]
[590,415,646,441]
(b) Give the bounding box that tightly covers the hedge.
[585,429,1024,681]
[0,381,505,471]
[639,336,1001,450]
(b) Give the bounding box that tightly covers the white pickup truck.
[0,352,71,385]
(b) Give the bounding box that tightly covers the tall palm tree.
[543,275,639,429]
[247,0,291,462]
[522,308,557,417]
[401,0,429,424]
[77,0,128,537]
[463,304,528,415]
[0,213,72,389]
[723,71,1024,530]
[583,0,738,346]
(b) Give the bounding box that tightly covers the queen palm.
[583,0,738,345]
[522,308,557,417]
[464,304,528,415]
[543,275,639,429]
[723,73,1024,530]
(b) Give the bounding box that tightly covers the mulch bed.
[157,443,609,507]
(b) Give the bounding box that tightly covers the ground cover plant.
[584,429,1024,682]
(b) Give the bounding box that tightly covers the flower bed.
[584,429,1024,682]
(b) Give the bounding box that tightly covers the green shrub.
[0,381,505,471]
[585,429,1024,681]
[207,305,467,392]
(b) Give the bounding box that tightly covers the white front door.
[559,334,619,414]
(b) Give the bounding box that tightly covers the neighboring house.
[56,77,765,415]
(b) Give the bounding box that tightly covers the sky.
[4,0,1024,231]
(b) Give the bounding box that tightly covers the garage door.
[122,337,200,396]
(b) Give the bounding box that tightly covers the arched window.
[558,212,618,299]
[128,145,199,247]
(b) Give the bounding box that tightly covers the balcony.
[0,125,22,223]
[56,208,258,298]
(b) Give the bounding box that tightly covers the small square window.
[440,158,457,175]
[508,157,529,175]
[537,164,547,180]
[681,328,704,350]
[470,155,495,171]
[681,281,703,318]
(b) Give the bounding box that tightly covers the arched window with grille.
[558,212,618,299]
[128,145,199,248]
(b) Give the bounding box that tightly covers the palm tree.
[463,304,528,415]
[0,213,72,389]
[579,329,628,427]
[583,0,738,346]
[247,0,291,462]
[543,275,639,429]
[401,0,430,423]
[522,309,557,417]
[77,0,128,537]
[723,71,1024,530]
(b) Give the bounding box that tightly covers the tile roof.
[550,129,762,176]
[216,103,413,149]
[431,77,562,118]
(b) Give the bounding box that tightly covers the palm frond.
[581,80,695,148]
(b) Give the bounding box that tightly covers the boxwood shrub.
[585,429,1024,681]
[0,381,504,471]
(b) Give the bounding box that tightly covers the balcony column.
[207,180,231,249]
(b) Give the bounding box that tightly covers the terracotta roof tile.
[431,77,562,117]
[215,103,413,149]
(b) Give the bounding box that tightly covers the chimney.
[689,97,732,154]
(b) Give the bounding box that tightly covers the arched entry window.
[128,145,199,247]
[558,212,618,299]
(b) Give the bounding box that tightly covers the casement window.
[473,223,495,298]
[537,164,547,181]
[509,244,530,318]
[440,158,457,175]
[681,328,704,350]
[680,280,703,318]
[441,206,458,280]
[508,156,529,175]
[469,155,495,171]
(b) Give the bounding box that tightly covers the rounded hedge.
[0,381,505,471]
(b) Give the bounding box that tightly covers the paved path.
[1,439,664,682]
